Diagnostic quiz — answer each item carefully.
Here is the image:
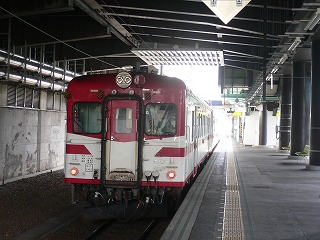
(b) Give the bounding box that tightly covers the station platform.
[161,138,320,240]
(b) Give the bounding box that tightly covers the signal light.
[167,171,176,179]
[70,167,79,176]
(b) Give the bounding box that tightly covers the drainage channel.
[222,144,245,240]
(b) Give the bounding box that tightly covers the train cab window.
[73,102,101,134]
[115,108,132,133]
[145,104,177,136]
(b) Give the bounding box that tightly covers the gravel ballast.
[0,170,72,240]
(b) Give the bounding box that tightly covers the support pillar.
[309,31,320,167]
[304,62,311,146]
[219,66,225,94]
[259,1,267,146]
[290,62,306,156]
[279,75,291,149]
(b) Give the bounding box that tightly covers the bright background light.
[158,65,221,102]
[158,65,230,137]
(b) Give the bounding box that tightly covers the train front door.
[104,99,139,183]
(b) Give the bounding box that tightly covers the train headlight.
[144,171,152,178]
[116,72,132,88]
[70,167,79,176]
[152,170,160,179]
[167,170,176,179]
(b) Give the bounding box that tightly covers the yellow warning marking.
[222,145,245,240]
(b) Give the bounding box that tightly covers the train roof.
[68,72,187,90]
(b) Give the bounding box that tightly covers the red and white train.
[64,71,218,217]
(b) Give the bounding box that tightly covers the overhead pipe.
[0,49,80,82]
[0,71,64,91]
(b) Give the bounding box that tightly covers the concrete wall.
[0,83,66,183]
[243,111,260,145]
[243,110,279,146]
[266,111,278,146]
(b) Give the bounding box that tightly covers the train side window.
[115,108,132,133]
[145,104,177,136]
[73,102,101,134]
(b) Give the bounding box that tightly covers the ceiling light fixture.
[304,8,320,31]
[271,66,279,74]
[266,74,272,81]
[288,37,301,51]
[278,54,288,64]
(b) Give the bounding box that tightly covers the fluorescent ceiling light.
[266,74,272,81]
[271,66,279,74]
[278,54,288,64]
[304,8,320,31]
[288,37,301,51]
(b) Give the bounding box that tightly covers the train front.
[64,72,186,218]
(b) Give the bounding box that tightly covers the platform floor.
[161,137,320,240]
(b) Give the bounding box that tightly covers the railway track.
[137,218,159,240]
[84,217,162,240]
[85,218,161,240]
[84,219,115,240]
[13,152,207,240]
[22,206,170,240]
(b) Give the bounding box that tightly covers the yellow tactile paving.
[222,143,245,240]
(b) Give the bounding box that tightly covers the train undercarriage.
[72,183,184,220]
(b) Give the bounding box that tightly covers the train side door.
[193,106,198,176]
[105,99,139,182]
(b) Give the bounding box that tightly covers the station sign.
[202,0,251,24]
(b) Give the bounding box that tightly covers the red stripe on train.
[140,181,186,187]
[65,178,100,184]
[155,147,186,157]
[66,144,91,154]
[65,178,185,187]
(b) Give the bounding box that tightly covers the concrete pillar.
[40,90,47,110]
[219,66,225,94]
[304,62,311,146]
[260,0,267,146]
[279,75,291,149]
[0,84,8,107]
[290,62,305,156]
[309,31,320,167]
[259,104,267,145]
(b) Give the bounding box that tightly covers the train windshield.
[145,104,177,136]
[73,102,101,134]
